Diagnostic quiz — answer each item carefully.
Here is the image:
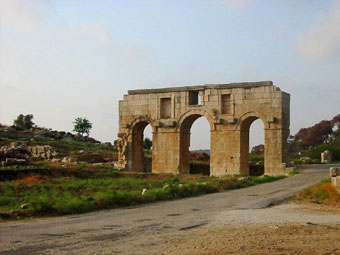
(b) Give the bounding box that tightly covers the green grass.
[288,169,300,176]
[0,167,285,218]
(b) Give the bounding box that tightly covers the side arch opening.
[240,117,266,176]
[179,114,211,175]
[131,121,153,172]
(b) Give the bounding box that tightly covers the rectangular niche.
[221,94,232,114]
[160,98,171,119]
[188,91,202,105]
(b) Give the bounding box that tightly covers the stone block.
[164,120,176,127]
[330,167,340,177]
[226,116,237,124]
[266,116,276,123]
[331,176,340,190]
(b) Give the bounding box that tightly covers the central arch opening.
[179,114,211,175]
[240,117,265,176]
[131,121,153,172]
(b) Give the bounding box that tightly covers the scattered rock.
[300,157,312,163]
[238,176,252,182]
[287,161,295,167]
[21,203,29,209]
[141,188,148,195]
[62,157,77,163]
[5,158,27,166]
[163,184,170,190]
[50,158,61,163]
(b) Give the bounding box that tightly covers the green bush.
[0,197,16,206]
[308,144,340,161]
[249,154,264,163]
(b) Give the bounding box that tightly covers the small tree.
[73,117,92,136]
[143,137,152,150]
[13,114,34,129]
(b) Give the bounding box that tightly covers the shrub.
[308,145,340,161]
[298,178,340,203]
[13,114,35,130]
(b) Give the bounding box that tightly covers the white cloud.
[211,0,254,10]
[0,0,52,31]
[296,2,340,61]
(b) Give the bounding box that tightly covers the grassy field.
[0,164,285,219]
[0,128,286,219]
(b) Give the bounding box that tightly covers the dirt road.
[1,164,339,254]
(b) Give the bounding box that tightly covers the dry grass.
[297,178,340,205]
[15,175,51,187]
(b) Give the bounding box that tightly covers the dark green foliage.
[143,138,152,150]
[308,144,340,161]
[249,154,264,163]
[13,114,34,130]
[73,117,92,136]
[289,114,340,161]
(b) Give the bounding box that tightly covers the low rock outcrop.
[0,142,58,166]
[27,145,57,160]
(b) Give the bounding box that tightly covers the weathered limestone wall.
[118,81,290,176]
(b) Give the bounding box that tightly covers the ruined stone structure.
[118,81,290,176]
[321,150,332,163]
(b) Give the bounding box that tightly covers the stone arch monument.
[118,81,290,176]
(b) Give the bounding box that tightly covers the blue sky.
[1,0,340,149]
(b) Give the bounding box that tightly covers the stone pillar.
[152,130,180,174]
[179,131,190,174]
[210,129,241,176]
[240,128,250,175]
[131,131,145,172]
[330,167,340,191]
[264,128,288,175]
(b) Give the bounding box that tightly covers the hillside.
[0,125,118,168]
